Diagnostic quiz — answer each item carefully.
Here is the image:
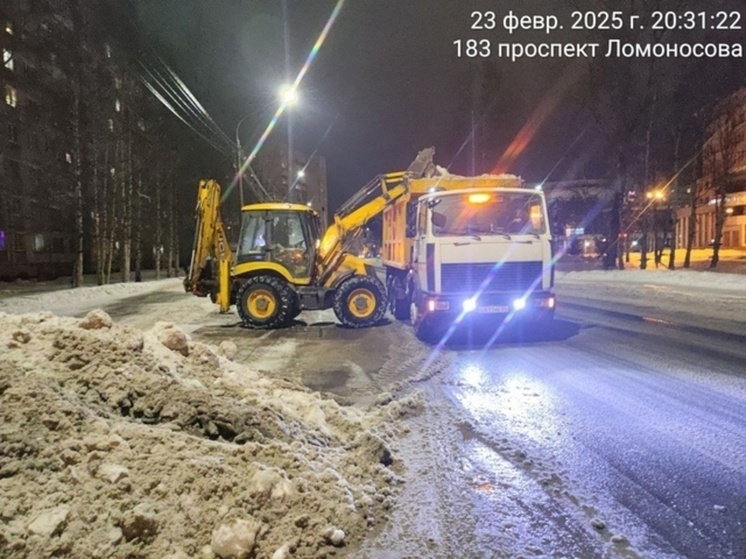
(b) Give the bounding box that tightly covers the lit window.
[114,76,121,89]
[137,119,145,131]
[107,119,114,131]
[104,43,111,58]
[5,85,17,108]
[5,22,12,35]
[34,234,47,252]
[115,98,121,112]
[65,152,72,163]
[3,49,13,71]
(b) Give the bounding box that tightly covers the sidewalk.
[0,269,182,299]
[556,248,746,275]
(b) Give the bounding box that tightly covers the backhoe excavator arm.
[184,179,233,313]
[315,147,435,284]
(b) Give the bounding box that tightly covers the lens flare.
[223,0,347,203]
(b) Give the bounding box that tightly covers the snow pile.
[0,310,421,558]
[433,165,521,182]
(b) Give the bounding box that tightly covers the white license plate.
[477,305,509,313]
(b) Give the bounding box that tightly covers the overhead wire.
[156,54,236,149]
[138,63,234,158]
[139,57,235,155]
[116,4,238,160]
[138,74,231,158]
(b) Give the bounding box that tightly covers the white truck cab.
[406,187,556,340]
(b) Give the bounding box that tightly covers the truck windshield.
[429,191,546,237]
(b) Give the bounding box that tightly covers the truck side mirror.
[431,211,446,229]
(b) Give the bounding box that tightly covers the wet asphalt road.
[96,284,746,558]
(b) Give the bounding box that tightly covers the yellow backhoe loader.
[184,148,434,329]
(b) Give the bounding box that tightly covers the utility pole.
[235,115,251,207]
[282,0,294,202]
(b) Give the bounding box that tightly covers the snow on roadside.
[556,269,746,325]
[557,269,746,291]
[0,310,422,559]
[0,279,182,315]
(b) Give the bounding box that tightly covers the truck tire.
[387,276,411,321]
[391,294,411,321]
[333,275,388,328]
[236,275,293,329]
[409,289,442,343]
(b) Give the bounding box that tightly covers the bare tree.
[706,96,742,268]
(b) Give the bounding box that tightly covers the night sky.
[135,0,745,210]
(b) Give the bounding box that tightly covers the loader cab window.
[268,212,313,278]
[237,209,316,278]
[237,213,266,258]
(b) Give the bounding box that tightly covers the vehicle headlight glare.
[513,298,526,311]
[462,298,477,313]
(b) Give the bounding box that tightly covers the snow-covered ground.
[555,269,746,328]
[0,278,181,316]
[1,268,743,558]
[0,269,746,331]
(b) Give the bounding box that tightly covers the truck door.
[411,201,429,292]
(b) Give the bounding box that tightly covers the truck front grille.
[440,261,543,293]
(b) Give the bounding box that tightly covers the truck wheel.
[236,275,293,329]
[410,295,441,343]
[387,276,411,321]
[391,294,411,321]
[333,275,388,328]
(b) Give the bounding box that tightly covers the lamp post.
[234,113,254,208]
[279,84,298,201]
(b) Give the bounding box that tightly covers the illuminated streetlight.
[297,169,305,179]
[646,190,665,200]
[279,84,298,106]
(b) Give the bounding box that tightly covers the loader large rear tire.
[333,275,388,328]
[236,275,293,329]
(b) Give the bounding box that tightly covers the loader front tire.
[237,275,293,329]
[333,275,388,328]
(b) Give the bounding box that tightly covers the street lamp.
[234,113,255,207]
[646,190,665,201]
[279,84,298,106]
[279,83,299,202]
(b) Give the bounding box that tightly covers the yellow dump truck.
[382,162,556,341]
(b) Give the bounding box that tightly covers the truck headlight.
[512,298,526,311]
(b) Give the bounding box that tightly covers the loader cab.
[236,204,321,280]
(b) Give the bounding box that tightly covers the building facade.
[676,88,746,250]
[253,139,329,226]
[0,0,77,279]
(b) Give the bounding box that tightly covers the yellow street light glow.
[646,190,665,200]
[468,193,491,204]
